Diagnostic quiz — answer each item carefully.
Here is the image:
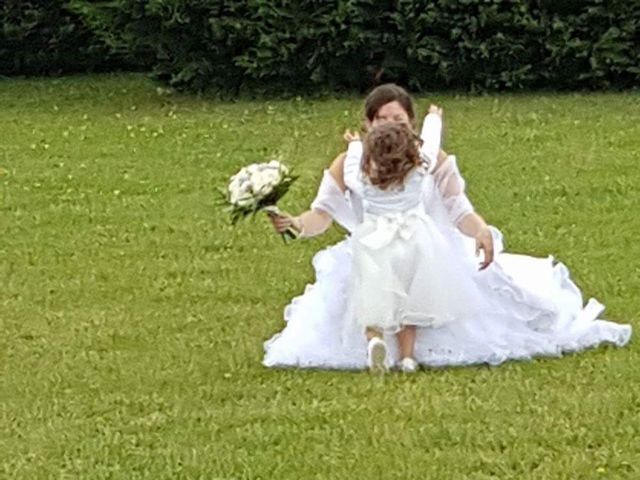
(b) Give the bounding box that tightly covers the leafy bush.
[7,0,640,92]
[0,0,141,76]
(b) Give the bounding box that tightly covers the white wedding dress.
[263,114,632,370]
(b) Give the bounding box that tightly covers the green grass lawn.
[1,74,639,479]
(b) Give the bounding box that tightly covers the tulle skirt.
[263,228,632,370]
[349,212,486,334]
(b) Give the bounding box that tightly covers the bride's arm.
[458,213,494,269]
[432,155,494,269]
[269,152,349,237]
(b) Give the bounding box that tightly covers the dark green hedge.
[0,1,139,76]
[70,0,640,93]
[4,1,640,92]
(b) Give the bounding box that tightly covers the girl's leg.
[397,325,417,359]
[365,327,387,372]
[366,327,383,342]
[397,326,419,372]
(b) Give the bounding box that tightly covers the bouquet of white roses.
[222,160,299,241]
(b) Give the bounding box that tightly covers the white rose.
[251,171,273,198]
[267,160,288,176]
[229,173,255,203]
[265,168,282,186]
[235,195,254,207]
[229,186,243,205]
[229,172,251,194]
[228,177,242,195]
[246,163,261,175]
[229,169,250,193]
[240,177,253,193]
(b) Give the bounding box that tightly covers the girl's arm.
[420,106,443,167]
[421,105,450,171]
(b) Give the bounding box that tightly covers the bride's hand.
[475,227,494,270]
[428,104,443,117]
[343,129,360,142]
[267,211,301,234]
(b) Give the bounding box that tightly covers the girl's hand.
[428,104,443,117]
[343,129,361,142]
[475,227,494,270]
[267,211,301,234]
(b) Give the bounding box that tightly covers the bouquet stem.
[263,205,300,244]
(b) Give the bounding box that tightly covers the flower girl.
[346,122,488,373]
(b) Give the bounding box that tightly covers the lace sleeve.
[310,170,358,232]
[432,155,474,225]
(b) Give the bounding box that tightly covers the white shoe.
[399,357,418,373]
[367,337,388,373]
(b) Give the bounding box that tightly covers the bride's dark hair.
[364,83,415,125]
[361,123,421,191]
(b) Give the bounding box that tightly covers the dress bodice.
[359,167,427,215]
[344,140,435,221]
[311,113,469,232]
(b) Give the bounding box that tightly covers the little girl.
[346,122,486,373]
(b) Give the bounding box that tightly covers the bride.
[263,83,632,371]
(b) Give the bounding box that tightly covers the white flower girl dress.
[346,140,486,338]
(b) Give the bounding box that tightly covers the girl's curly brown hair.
[361,123,422,190]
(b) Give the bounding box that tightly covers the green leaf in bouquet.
[257,172,299,209]
[215,186,230,206]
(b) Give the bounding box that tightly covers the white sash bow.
[359,211,422,250]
